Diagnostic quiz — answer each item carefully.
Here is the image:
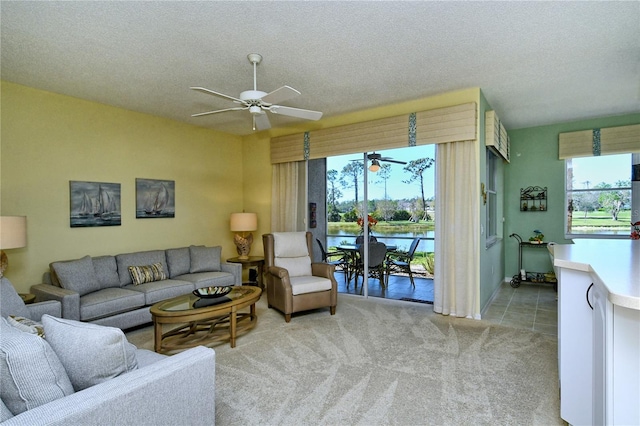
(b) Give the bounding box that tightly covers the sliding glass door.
[324,146,436,302]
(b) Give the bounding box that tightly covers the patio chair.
[316,239,349,282]
[386,237,421,287]
[354,242,387,290]
[263,232,337,322]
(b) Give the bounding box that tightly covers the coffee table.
[150,286,261,352]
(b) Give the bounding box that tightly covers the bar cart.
[509,233,557,290]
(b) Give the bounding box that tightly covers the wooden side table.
[227,256,265,289]
[19,293,36,304]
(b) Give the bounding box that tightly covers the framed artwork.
[136,178,175,218]
[70,181,121,227]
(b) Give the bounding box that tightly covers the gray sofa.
[1,315,216,426]
[30,245,241,329]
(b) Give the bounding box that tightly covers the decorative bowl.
[193,286,232,299]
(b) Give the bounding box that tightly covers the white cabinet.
[557,267,593,425]
[592,280,640,425]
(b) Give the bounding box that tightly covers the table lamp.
[230,213,257,260]
[0,216,27,278]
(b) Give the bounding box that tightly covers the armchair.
[263,232,337,322]
[0,277,61,320]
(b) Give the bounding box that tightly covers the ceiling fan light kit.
[352,152,407,173]
[191,53,322,131]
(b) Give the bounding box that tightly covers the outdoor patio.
[334,270,434,304]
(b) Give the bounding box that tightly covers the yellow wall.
[1,81,480,294]
[1,81,244,291]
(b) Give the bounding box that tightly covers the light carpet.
[126,294,562,425]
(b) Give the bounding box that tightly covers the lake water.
[327,230,435,253]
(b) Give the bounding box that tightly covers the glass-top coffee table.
[150,285,261,352]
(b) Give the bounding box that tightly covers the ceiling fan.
[351,152,407,172]
[190,53,323,131]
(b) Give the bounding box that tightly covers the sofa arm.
[1,346,216,426]
[30,284,80,321]
[221,261,242,286]
[26,300,62,321]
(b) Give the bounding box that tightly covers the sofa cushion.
[92,255,121,289]
[0,277,30,319]
[79,287,146,322]
[0,398,12,422]
[166,247,191,277]
[0,317,75,415]
[51,255,101,296]
[116,250,167,286]
[189,245,221,273]
[128,263,167,285]
[7,315,45,338]
[42,315,138,391]
[275,256,313,278]
[126,279,194,305]
[175,271,236,289]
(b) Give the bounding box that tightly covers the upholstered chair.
[0,277,61,320]
[263,232,337,322]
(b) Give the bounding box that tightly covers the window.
[566,153,636,237]
[486,149,498,246]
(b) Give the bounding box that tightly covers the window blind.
[558,124,640,159]
[270,102,477,164]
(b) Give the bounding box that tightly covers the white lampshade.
[0,216,27,249]
[230,213,257,232]
[368,159,380,172]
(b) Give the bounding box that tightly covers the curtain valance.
[270,102,477,164]
[558,123,640,159]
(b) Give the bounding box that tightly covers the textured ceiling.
[2,1,639,136]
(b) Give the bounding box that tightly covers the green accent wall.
[505,113,640,280]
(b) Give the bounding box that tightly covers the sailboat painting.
[136,178,175,219]
[70,181,121,227]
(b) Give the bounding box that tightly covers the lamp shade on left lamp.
[230,213,257,260]
[0,216,27,277]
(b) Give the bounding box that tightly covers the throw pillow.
[7,315,45,338]
[0,317,75,415]
[128,263,167,285]
[51,255,101,296]
[189,245,221,273]
[41,315,138,391]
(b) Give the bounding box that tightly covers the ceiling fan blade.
[191,106,247,117]
[382,159,407,165]
[260,86,300,105]
[254,112,271,130]
[269,105,323,121]
[190,87,244,104]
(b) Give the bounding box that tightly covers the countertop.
[552,239,640,310]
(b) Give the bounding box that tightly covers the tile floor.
[482,281,558,337]
[336,269,558,338]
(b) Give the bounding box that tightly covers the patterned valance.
[270,102,477,164]
[558,124,640,159]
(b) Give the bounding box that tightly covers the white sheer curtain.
[434,140,480,319]
[271,162,301,232]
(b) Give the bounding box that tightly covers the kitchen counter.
[552,239,640,310]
